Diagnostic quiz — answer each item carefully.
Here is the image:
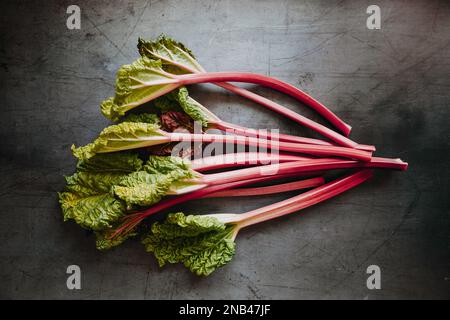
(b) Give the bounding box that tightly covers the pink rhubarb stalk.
[190,152,312,172]
[168,132,372,161]
[213,121,375,151]
[204,178,325,198]
[176,72,351,137]
[226,170,373,233]
[201,157,407,186]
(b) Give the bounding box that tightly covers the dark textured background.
[1,0,449,299]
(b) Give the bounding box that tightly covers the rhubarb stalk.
[204,178,325,198]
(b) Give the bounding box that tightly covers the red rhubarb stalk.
[177,72,352,137]
[204,178,325,198]
[191,153,406,172]
[201,157,407,186]
[168,132,372,161]
[191,152,311,172]
[213,121,375,151]
[232,170,373,230]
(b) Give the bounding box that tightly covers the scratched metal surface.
[1,0,449,299]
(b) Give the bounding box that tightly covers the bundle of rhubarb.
[59,35,407,276]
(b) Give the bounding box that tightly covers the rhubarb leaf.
[59,171,127,230]
[142,212,236,276]
[160,111,194,132]
[76,152,143,173]
[113,156,196,207]
[143,155,193,175]
[121,113,161,125]
[64,171,125,197]
[170,87,217,127]
[100,97,119,122]
[150,212,228,239]
[138,35,205,74]
[95,227,138,250]
[71,122,166,161]
[153,88,215,128]
[137,36,216,127]
[59,192,126,231]
[101,56,178,121]
[59,153,147,230]
[112,171,174,207]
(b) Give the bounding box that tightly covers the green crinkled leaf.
[152,88,212,127]
[151,212,228,239]
[59,171,128,230]
[112,171,174,207]
[144,155,193,175]
[160,87,215,127]
[100,97,118,122]
[138,36,218,127]
[59,157,141,231]
[117,87,212,128]
[76,152,143,173]
[121,113,161,125]
[95,226,138,250]
[58,151,205,244]
[153,93,182,112]
[175,87,212,126]
[64,171,125,197]
[101,56,178,121]
[142,212,236,276]
[71,122,166,161]
[59,191,126,231]
[138,35,204,74]
[113,156,196,207]
[102,36,214,124]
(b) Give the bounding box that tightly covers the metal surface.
[1,0,449,299]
